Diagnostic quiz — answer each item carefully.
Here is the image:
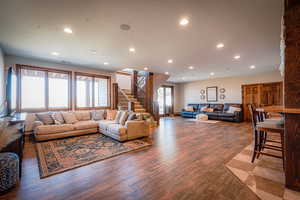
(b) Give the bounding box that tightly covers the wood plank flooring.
[0,117,259,200]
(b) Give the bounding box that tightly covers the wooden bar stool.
[248,104,284,165]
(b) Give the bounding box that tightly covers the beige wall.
[116,73,131,90]
[176,71,283,111]
[0,47,5,115]
[5,55,116,110]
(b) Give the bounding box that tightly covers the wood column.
[112,83,118,109]
[131,70,138,98]
[145,72,154,114]
[283,0,300,191]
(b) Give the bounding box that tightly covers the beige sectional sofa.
[31,110,149,142]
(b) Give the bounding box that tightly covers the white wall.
[176,71,283,111]
[116,73,131,90]
[0,47,5,115]
[5,55,116,110]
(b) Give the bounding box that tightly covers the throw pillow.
[203,108,214,112]
[119,111,129,125]
[200,106,208,112]
[51,112,65,124]
[36,112,54,125]
[74,111,91,121]
[114,111,123,123]
[185,106,194,112]
[226,106,241,113]
[61,112,78,124]
[127,112,136,121]
[106,110,117,120]
[91,110,105,121]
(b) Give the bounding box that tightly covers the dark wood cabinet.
[242,82,283,121]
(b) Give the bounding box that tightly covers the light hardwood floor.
[1,117,259,200]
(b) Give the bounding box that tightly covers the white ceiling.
[0,0,283,82]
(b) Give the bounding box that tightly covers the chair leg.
[257,131,263,159]
[252,130,258,163]
[280,132,285,169]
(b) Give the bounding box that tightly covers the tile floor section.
[226,144,300,200]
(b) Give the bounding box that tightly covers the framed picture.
[219,88,226,93]
[206,86,218,102]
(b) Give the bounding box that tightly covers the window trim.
[16,64,72,112]
[74,72,111,110]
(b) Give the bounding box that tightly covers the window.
[76,75,93,108]
[17,65,71,112]
[48,72,70,109]
[11,73,17,110]
[20,68,46,110]
[75,73,110,109]
[94,77,108,107]
[15,65,110,112]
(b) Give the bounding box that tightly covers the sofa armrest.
[32,121,44,132]
[234,111,243,122]
[125,120,149,139]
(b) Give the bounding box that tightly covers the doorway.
[157,85,174,116]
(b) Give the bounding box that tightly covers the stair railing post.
[112,83,118,109]
[131,70,138,98]
[128,101,135,112]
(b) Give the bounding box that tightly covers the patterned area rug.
[226,144,300,200]
[36,134,151,178]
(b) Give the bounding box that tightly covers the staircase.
[118,89,147,113]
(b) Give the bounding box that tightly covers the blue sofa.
[181,103,243,122]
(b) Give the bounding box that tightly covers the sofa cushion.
[185,106,194,112]
[36,112,54,125]
[199,105,208,112]
[114,111,123,123]
[74,111,91,121]
[127,112,136,121]
[106,110,117,120]
[35,124,75,135]
[107,124,127,136]
[219,113,235,117]
[187,104,199,111]
[203,108,214,112]
[206,112,219,117]
[61,112,79,124]
[91,110,105,121]
[73,120,98,130]
[226,106,241,113]
[99,120,117,131]
[209,104,224,112]
[51,112,65,124]
[119,111,129,125]
[224,104,242,111]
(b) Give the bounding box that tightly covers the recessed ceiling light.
[179,18,189,26]
[104,62,109,65]
[64,27,73,34]
[234,55,241,60]
[210,72,215,76]
[165,72,169,75]
[168,59,173,64]
[129,47,135,52]
[51,52,59,56]
[250,65,256,69]
[216,43,224,49]
[144,67,148,71]
[188,66,194,70]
